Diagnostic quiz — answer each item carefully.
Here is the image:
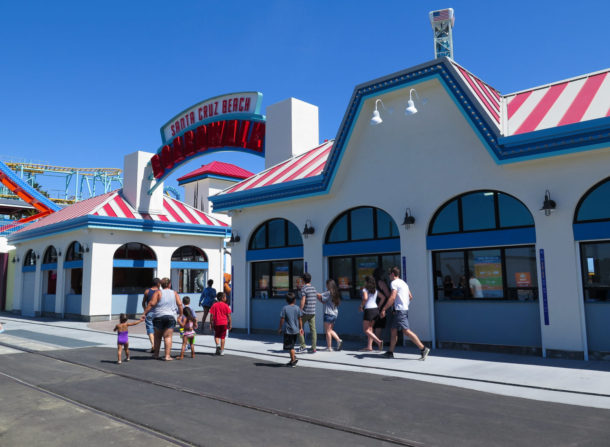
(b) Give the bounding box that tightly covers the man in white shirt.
[468,272,484,298]
[379,266,430,360]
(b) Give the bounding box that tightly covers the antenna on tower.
[429,8,455,59]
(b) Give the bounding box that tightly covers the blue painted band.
[573,221,610,241]
[323,238,400,257]
[171,261,208,269]
[22,265,36,272]
[41,263,58,271]
[64,260,84,269]
[246,246,304,261]
[426,227,536,250]
[113,260,158,268]
[540,249,549,325]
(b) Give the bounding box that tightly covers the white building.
[211,58,610,360]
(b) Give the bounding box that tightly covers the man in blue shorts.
[379,266,430,360]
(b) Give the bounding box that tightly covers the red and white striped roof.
[18,190,227,234]
[450,60,502,128]
[505,69,610,136]
[223,140,333,194]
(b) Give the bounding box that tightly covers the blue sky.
[1,1,608,199]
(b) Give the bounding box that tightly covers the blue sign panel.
[539,249,550,325]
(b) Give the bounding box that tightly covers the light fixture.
[228,233,240,245]
[402,208,416,228]
[540,190,556,216]
[405,88,423,115]
[370,99,386,125]
[303,220,315,238]
[57,250,62,257]
[11,256,16,264]
[84,245,90,253]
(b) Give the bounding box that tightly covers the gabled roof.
[211,57,610,211]
[10,189,228,243]
[177,161,254,184]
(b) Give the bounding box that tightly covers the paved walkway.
[1,312,610,409]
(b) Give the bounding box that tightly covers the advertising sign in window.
[474,255,503,297]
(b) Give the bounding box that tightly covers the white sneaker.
[220,349,225,356]
[420,347,430,361]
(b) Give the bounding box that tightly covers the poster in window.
[515,272,531,287]
[356,259,377,289]
[272,264,289,295]
[474,256,503,297]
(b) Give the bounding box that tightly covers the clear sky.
[1,1,608,199]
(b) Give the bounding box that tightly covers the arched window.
[429,190,534,235]
[43,246,57,264]
[171,246,208,294]
[23,249,36,266]
[112,243,157,294]
[325,207,400,299]
[575,177,610,223]
[249,218,303,250]
[326,207,399,243]
[65,241,84,261]
[249,219,303,300]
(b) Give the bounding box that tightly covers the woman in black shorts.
[359,276,383,351]
[373,268,391,346]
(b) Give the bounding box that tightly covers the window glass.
[69,268,83,294]
[287,221,302,246]
[46,270,57,294]
[327,214,348,242]
[174,269,204,294]
[467,249,503,298]
[581,242,610,302]
[267,219,286,248]
[355,256,377,291]
[433,251,466,299]
[350,208,374,240]
[505,246,538,300]
[43,246,57,264]
[66,242,83,261]
[377,209,399,238]
[112,268,154,294]
[250,225,267,250]
[252,262,271,299]
[577,179,610,222]
[114,243,155,260]
[271,261,290,296]
[381,254,401,278]
[24,249,36,266]
[292,260,304,290]
[172,246,206,262]
[330,257,353,299]
[431,201,459,234]
[462,192,496,231]
[498,193,534,228]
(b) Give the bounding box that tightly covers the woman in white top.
[142,277,183,361]
[359,276,383,351]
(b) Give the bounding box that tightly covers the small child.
[278,292,304,367]
[179,296,195,349]
[177,307,198,360]
[113,313,142,364]
[209,292,232,355]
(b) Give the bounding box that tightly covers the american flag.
[432,9,451,22]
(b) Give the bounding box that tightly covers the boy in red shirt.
[210,292,232,355]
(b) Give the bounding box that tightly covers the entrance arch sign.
[148,92,265,194]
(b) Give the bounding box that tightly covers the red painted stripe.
[514,83,568,134]
[157,214,169,222]
[103,203,117,217]
[237,158,296,192]
[474,77,500,112]
[558,73,607,126]
[457,66,499,122]
[254,146,325,189]
[507,91,532,120]
[172,200,200,224]
[226,158,292,193]
[283,144,332,182]
[114,195,135,219]
[163,199,184,222]
[195,210,215,226]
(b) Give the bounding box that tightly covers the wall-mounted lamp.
[370,99,386,125]
[11,256,19,264]
[303,220,315,238]
[540,190,556,216]
[228,233,240,246]
[36,252,40,260]
[84,245,90,253]
[405,88,425,115]
[57,250,62,257]
[402,208,416,229]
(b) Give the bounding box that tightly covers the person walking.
[142,277,183,361]
[177,307,197,360]
[209,292,232,356]
[198,279,217,333]
[297,272,318,353]
[359,276,383,351]
[316,279,343,351]
[142,278,161,352]
[373,267,391,347]
[278,292,304,367]
[113,313,143,364]
[379,267,430,360]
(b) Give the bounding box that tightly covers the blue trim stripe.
[323,239,400,257]
[246,246,304,261]
[64,260,83,269]
[171,261,208,269]
[41,263,58,271]
[22,265,36,272]
[426,228,536,250]
[113,260,158,268]
[573,221,610,241]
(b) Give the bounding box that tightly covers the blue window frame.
[325,207,399,244]
[575,178,610,223]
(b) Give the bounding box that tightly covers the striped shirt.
[300,284,317,315]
